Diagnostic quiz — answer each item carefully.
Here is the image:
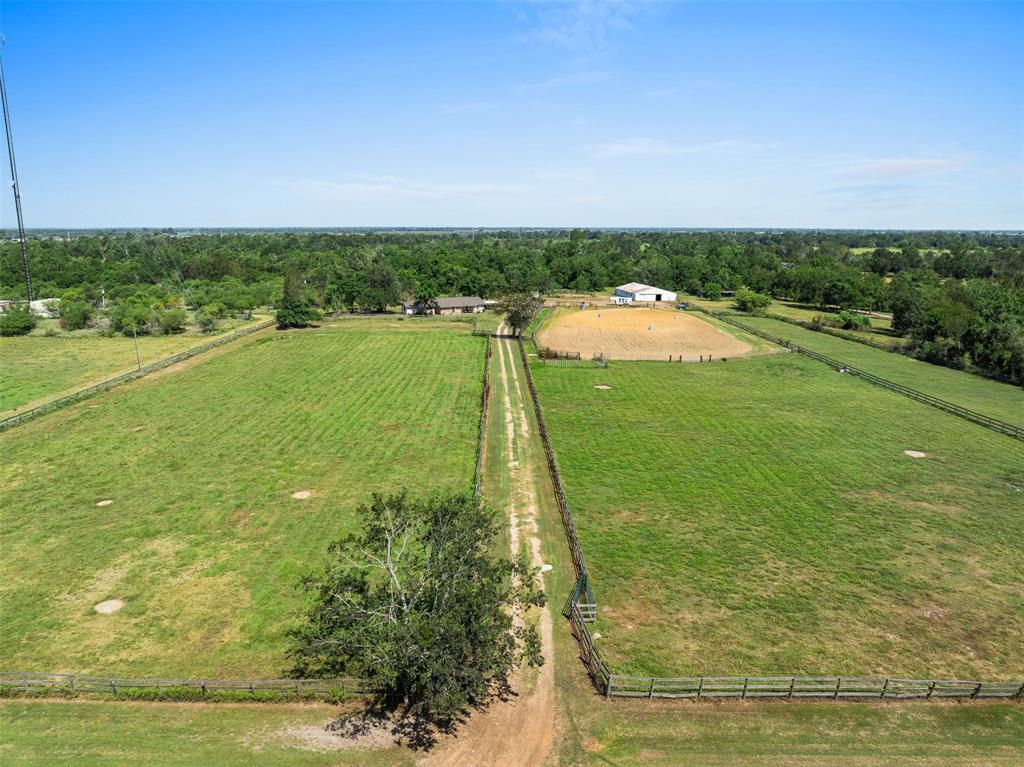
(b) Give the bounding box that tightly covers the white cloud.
[530,0,638,52]
[586,137,780,159]
[828,155,971,178]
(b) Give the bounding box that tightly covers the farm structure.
[403,296,486,315]
[612,282,677,304]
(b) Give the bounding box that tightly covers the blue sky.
[1,1,1021,229]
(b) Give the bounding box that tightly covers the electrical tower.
[1,40,32,302]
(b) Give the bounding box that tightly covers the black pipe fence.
[0,320,275,432]
[705,313,1024,442]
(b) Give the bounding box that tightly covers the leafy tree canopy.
[291,491,545,722]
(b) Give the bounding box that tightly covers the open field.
[736,314,1024,427]
[537,307,753,361]
[0,315,271,417]
[0,319,484,677]
[0,700,414,766]
[531,353,1024,679]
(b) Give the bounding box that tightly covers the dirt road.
[421,331,556,767]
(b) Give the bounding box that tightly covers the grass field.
[0,700,414,766]
[735,314,1024,427]
[0,316,270,417]
[531,353,1024,679]
[0,318,484,677]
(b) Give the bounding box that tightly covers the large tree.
[275,268,321,328]
[502,292,540,336]
[291,491,545,721]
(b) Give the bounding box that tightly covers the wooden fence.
[0,672,366,700]
[752,310,1021,386]
[0,319,275,432]
[706,312,1024,442]
[474,335,493,499]
[605,675,1024,700]
[517,336,1024,702]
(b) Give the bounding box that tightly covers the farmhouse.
[612,282,677,304]
[402,296,486,315]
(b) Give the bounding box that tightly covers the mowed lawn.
[532,353,1024,678]
[0,319,484,677]
[0,317,269,417]
[736,314,1024,427]
[0,700,415,767]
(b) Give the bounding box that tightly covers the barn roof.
[617,282,671,294]
[434,296,485,309]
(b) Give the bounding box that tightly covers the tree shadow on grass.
[325,680,519,751]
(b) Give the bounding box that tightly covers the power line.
[0,41,32,302]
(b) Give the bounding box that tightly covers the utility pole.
[0,41,32,302]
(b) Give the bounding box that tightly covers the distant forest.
[2,229,1022,382]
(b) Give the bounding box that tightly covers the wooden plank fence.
[605,675,1024,701]
[704,312,1024,441]
[0,672,367,700]
[0,319,275,432]
[517,334,1024,703]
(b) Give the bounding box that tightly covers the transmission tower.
[0,41,32,302]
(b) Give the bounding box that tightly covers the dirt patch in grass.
[904,450,928,458]
[93,599,124,614]
[275,717,396,752]
[594,385,612,390]
[291,490,313,500]
[95,499,113,507]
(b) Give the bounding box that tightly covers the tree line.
[2,229,1021,381]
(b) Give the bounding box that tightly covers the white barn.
[612,282,677,304]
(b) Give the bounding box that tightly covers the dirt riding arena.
[537,307,752,361]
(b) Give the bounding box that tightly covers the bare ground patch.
[537,308,752,361]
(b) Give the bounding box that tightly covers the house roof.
[434,296,485,309]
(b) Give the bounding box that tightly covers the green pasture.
[736,314,1024,427]
[531,353,1024,679]
[0,319,484,677]
[0,700,413,766]
[0,316,270,417]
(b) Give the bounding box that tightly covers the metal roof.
[434,296,485,309]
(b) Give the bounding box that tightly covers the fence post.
[697,678,703,700]
[741,677,748,699]
[927,681,936,699]
[834,677,842,700]
[880,678,889,699]
[648,677,655,698]
[788,677,795,699]
[972,682,982,699]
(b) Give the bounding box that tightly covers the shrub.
[59,301,93,331]
[734,288,771,312]
[0,306,37,336]
[109,300,154,336]
[703,282,723,301]
[196,311,218,333]
[157,308,189,334]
